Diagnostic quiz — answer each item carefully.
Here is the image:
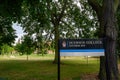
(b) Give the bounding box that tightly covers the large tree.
[88,0,119,79]
[0,17,17,55]
[21,0,97,63]
[0,0,23,54]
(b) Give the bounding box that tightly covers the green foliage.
[20,0,99,63]
[22,35,35,55]
[15,35,35,55]
[15,43,25,55]
[0,1,23,55]
[0,17,17,55]
[0,17,17,46]
[1,44,14,55]
[21,0,98,41]
[0,0,23,21]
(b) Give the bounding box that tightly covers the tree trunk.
[103,0,119,79]
[53,25,59,64]
[88,0,119,79]
[27,54,28,61]
[99,56,106,80]
[98,5,106,80]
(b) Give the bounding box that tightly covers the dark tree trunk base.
[99,56,106,80]
[53,60,58,64]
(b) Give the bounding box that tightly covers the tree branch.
[87,0,102,20]
[60,20,74,30]
[57,0,68,23]
[45,29,55,41]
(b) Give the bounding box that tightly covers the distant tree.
[1,44,14,55]
[15,43,25,55]
[0,17,17,54]
[15,35,35,60]
[21,35,35,60]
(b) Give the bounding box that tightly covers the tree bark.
[88,0,119,80]
[53,24,59,63]
[99,56,106,80]
[103,1,119,79]
[98,1,107,79]
[88,0,106,79]
[52,1,67,64]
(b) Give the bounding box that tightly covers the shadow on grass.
[72,77,81,80]
[60,59,99,80]
[0,77,8,80]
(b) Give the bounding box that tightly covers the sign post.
[58,39,105,80]
[58,41,60,80]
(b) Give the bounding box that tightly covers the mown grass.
[0,54,57,80]
[0,54,101,80]
[60,57,100,80]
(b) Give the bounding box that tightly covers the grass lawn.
[0,54,102,80]
[60,57,100,80]
[0,54,57,80]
